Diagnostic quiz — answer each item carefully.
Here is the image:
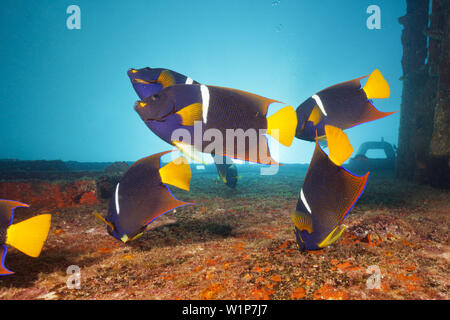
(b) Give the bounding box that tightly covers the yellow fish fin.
[121,234,129,243]
[363,69,390,99]
[176,103,203,126]
[290,211,313,234]
[172,141,206,164]
[159,156,191,191]
[129,233,143,242]
[158,70,176,88]
[266,106,298,147]
[308,105,323,125]
[93,211,114,230]
[6,214,51,258]
[318,225,346,248]
[325,125,353,166]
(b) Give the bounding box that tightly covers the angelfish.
[127,67,238,188]
[134,84,298,165]
[94,151,192,243]
[290,126,369,251]
[214,155,238,188]
[296,69,396,141]
[0,200,51,275]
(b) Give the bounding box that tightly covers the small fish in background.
[214,155,239,189]
[134,84,298,165]
[128,67,238,188]
[94,151,192,243]
[0,200,51,275]
[127,67,199,100]
[295,69,396,142]
[290,126,369,251]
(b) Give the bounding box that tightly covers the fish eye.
[151,94,160,101]
[144,67,151,71]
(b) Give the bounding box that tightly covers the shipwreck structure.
[397,0,449,188]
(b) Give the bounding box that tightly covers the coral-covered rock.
[0,179,99,209]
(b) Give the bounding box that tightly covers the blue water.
[0,0,405,163]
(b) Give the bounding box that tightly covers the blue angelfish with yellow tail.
[0,200,51,275]
[296,69,396,141]
[134,84,297,165]
[128,67,239,188]
[94,151,192,243]
[291,126,369,251]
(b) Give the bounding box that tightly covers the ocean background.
[0,0,405,164]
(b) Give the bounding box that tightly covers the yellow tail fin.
[363,69,390,99]
[159,156,191,191]
[6,214,51,258]
[266,106,297,147]
[318,225,346,248]
[176,103,203,126]
[325,125,353,166]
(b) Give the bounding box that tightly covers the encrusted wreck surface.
[0,167,448,300]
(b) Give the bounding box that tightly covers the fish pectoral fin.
[318,225,346,248]
[5,214,51,258]
[157,70,176,88]
[173,141,206,164]
[290,211,313,234]
[0,245,14,275]
[363,69,390,99]
[159,156,192,191]
[176,103,203,126]
[308,105,323,126]
[266,106,298,147]
[325,125,353,166]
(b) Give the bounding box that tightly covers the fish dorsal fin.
[290,211,313,234]
[363,69,390,99]
[0,200,29,226]
[325,125,353,166]
[209,86,281,116]
[318,225,346,248]
[159,156,191,191]
[172,141,206,164]
[158,70,176,88]
[308,105,323,126]
[6,214,51,258]
[266,106,298,146]
[176,103,203,126]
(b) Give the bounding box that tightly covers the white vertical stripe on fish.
[300,189,312,214]
[115,183,120,215]
[200,85,210,123]
[312,94,327,116]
